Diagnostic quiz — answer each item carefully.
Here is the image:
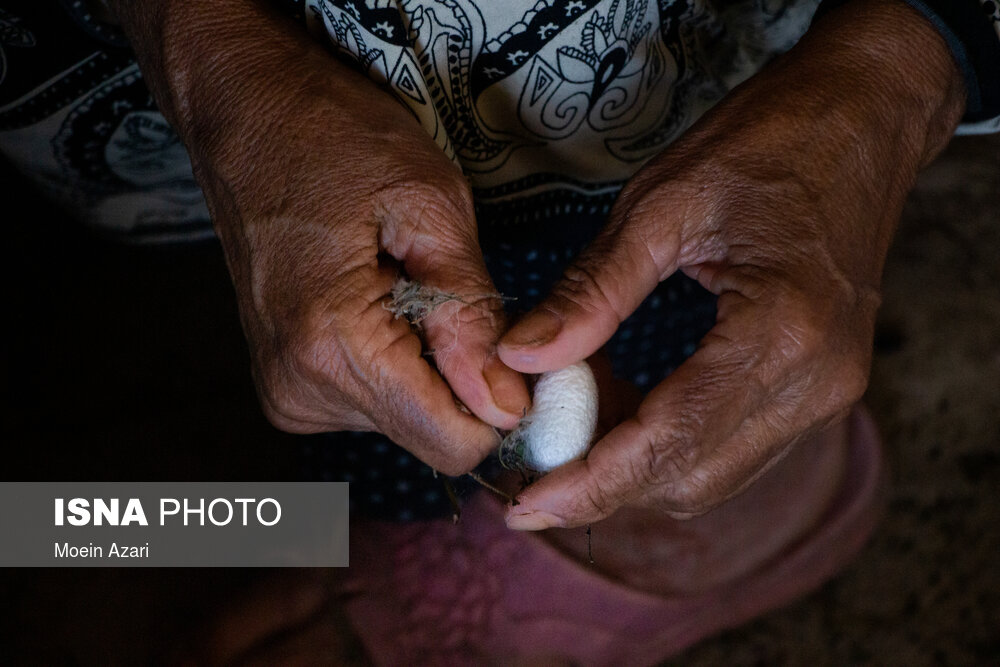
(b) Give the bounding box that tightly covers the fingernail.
[506,509,564,531]
[503,310,563,349]
[484,356,530,419]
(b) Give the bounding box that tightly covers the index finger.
[338,265,503,476]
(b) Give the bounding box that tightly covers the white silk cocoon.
[519,361,599,472]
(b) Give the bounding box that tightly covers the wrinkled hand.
[499,0,966,528]
[112,0,528,474]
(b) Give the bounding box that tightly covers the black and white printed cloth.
[0,0,996,241]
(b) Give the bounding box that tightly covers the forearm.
[103,1,428,286]
[802,0,967,167]
[105,1,286,142]
[103,1,415,196]
[624,0,969,288]
[775,0,967,277]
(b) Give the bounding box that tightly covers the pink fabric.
[342,407,885,666]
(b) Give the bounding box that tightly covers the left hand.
[498,0,966,529]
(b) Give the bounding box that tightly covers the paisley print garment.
[1,1,997,239]
[303,0,822,212]
[0,1,211,242]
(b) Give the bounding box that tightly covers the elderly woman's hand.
[499,0,966,528]
[110,0,528,474]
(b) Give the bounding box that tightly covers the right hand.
[112,1,528,474]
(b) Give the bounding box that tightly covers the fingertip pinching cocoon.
[501,361,598,473]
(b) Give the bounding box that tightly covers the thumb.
[498,214,679,373]
[378,184,529,431]
[504,418,653,530]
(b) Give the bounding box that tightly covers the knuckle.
[258,400,315,434]
[253,372,312,432]
[435,453,479,478]
[628,429,674,492]
[283,301,352,384]
[830,355,871,406]
[632,415,719,515]
[770,291,828,366]
[612,203,681,279]
[431,175,476,220]
[251,316,365,431]
[387,175,474,228]
[578,481,615,520]
[414,430,487,477]
[557,262,627,324]
[363,329,420,388]
[659,473,714,516]
[628,449,662,492]
[257,372,369,435]
[288,326,339,381]
[639,414,701,480]
[378,176,479,262]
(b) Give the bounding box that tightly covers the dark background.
[2,156,305,665]
[3,158,299,483]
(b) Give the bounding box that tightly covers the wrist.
[805,0,966,166]
[815,0,1000,125]
[105,1,420,210]
[106,2,310,150]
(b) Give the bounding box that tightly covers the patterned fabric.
[303,0,821,212]
[1,1,997,240]
[986,0,1000,35]
[0,2,211,242]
